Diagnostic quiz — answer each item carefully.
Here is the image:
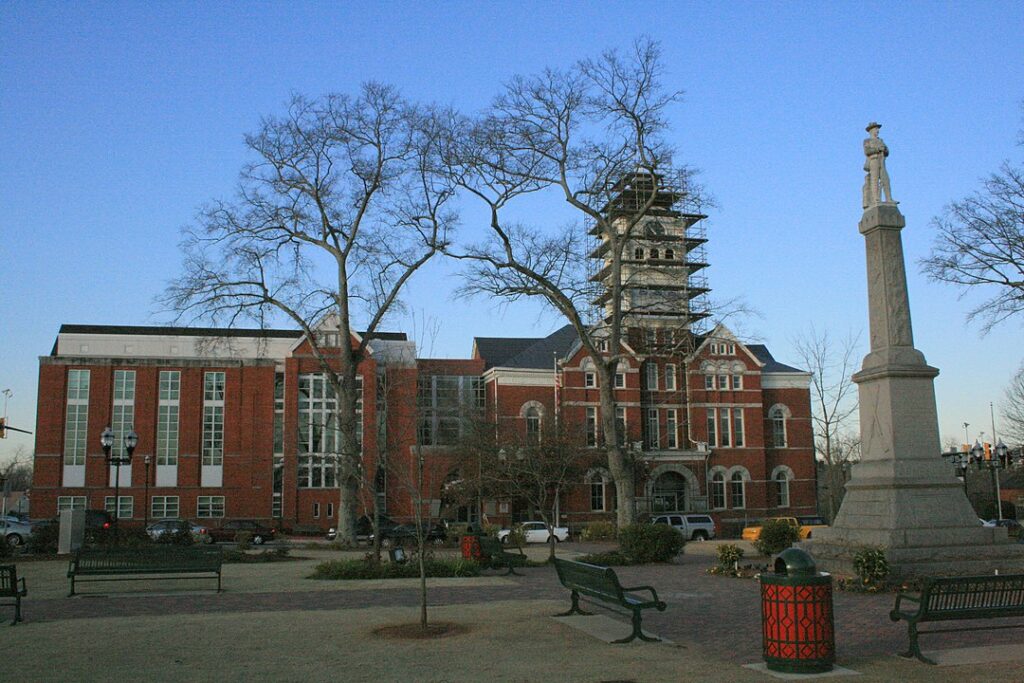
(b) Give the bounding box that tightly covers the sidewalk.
[4,543,1023,681]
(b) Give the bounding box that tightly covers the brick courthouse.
[31,178,817,536]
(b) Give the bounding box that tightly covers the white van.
[651,513,716,541]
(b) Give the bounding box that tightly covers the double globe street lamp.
[100,426,138,544]
[944,439,1011,520]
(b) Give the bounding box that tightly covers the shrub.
[717,543,745,569]
[481,523,502,538]
[580,521,617,542]
[753,519,800,556]
[26,522,58,554]
[155,526,195,546]
[0,536,11,558]
[853,546,889,585]
[309,557,481,580]
[617,523,685,563]
[234,531,253,550]
[576,550,635,566]
[504,524,527,548]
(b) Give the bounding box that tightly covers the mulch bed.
[372,622,469,639]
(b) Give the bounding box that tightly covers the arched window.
[634,247,644,260]
[665,248,674,260]
[770,405,790,448]
[525,407,541,442]
[710,472,726,509]
[775,471,790,507]
[649,248,659,260]
[730,471,746,509]
[652,471,687,512]
[586,470,608,512]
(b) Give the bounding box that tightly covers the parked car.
[983,519,1023,537]
[0,517,34,547]
[498,521,569,544]
[651,514,717,541]
[145,519,213,544]
[209,520,276,545]
[327,514,399,542]
[742,516,829,541]
[370,522,447,547]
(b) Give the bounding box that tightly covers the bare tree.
[921,116,1024,333]
[443,38,708,525]
[163,85,457,543]
[1002,363,1024,448]
[0,446,33,492]
[793,328,861,521]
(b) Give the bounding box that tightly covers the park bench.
[67,546,224,597]
[890,573,1024,664]
[0,564,27,625]
[552,557,666,643]
[478,536,528,576]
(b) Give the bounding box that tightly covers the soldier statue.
[862,122,895,208]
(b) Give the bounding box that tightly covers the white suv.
[651,514,716,541]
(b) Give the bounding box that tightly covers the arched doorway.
[651,471,688,512]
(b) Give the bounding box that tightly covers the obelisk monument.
[806,123,1024,577]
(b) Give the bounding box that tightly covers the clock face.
[644,220,664,237]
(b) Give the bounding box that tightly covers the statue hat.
[865,121,882,132]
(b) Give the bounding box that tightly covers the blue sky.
[2,2,1023,462]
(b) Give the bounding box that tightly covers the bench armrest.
[622,584,662,604]
[891,591,922,621]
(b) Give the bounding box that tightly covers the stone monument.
[805,123,1024,577]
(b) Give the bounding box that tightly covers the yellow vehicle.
[741,516,828,541]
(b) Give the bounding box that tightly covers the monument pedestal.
[804,196,1024,577]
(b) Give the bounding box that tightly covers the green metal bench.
[552,557,666,643]
[0,565,27,625]
[890,573,1024,664]
[478,536,528,576]
[68,546,224,597]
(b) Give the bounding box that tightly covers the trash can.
[460,533,482,560]
[760,548,835,673]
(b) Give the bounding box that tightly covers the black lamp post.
[101,426,138,544]
[143,454,151,529]
[942,446,972,495]
[944,439,1011,520]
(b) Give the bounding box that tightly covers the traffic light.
[0,417,5,438]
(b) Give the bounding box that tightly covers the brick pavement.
[25,548,1013,667]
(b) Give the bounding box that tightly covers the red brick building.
[30,320,815,536]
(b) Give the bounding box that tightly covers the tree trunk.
[598,373,635,526]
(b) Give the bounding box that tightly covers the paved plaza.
[4,541,1023,682]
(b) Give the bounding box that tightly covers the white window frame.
[586,407,598,447]
[719,408,731,447]
[104,495,134,519]
[731,374,742,390]
[327,502,334,518]
[615,406,626,447]
[645,408,660,449]
[665,364,676,391]
[151,496,180,519]
[64,369,90,467]
[730,471,747,509]
[57,496,87,512]
[733,408,745,447]
[157,371,180,466]
[197,495,225,518]
[111,370,136,460]
[313,502,321,519]
[710,472,726,509]
[645,363,658,390]
[775,471,791,508]
[203,372,225,466]
[770,405,789,448]
[584,372,596,388]
[705,375,714,390]
[706,409,716,447]
[614,371,626,388]
[666,409,678,449]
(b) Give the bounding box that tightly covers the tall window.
[733,408,744,447]
[417,375,480,446]
[157,371,180,466]
[586,407,598,447]
[706,410,716,447]
[589,475,605,511]
[525,406,541,443]
[730,472,746,508]
[585,371,596,388]
[731,374,742,390]
[112,370,136,458]
[666,409,678,449]
[664,364,676,391]
[645,408,659,449]
[298,373,363,488]
[615,407,626,447]
[64,369,90,466]
[273,371,284,517]
[203,372,225,466]
[771,406,788,447]
[718,374,728,391]
[710,472,726,509]
[633,247,643,259]
[614,371,626,388]
[775,471,791,508]
[704,375,714,390]
[645,362,658,390]
[719,409,731,447]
